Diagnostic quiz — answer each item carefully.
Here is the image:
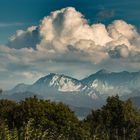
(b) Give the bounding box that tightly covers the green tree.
[0,96,88,139]
[84,96,140,139]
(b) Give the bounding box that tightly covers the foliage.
[0,95,140,139]
[84,95,140,139]
[0,96,88,140]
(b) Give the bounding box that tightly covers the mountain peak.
[47,73,56,77]
[32,72,84,92]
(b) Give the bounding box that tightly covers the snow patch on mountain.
[49,74,84,92]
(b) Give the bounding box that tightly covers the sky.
[0,0,140,89]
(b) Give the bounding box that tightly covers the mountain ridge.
[2,69,140,109]
[5,69,140,93]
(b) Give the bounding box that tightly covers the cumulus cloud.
[0,7,140,88]
[7,7,140,61]
[8,26,40,49]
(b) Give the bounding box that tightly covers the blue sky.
[0,0,140,43]
[0,0,140,89]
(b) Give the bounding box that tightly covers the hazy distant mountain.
[2,69,140,117]
[82,69,140,98]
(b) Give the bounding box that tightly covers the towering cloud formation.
[7,7,140,62]
[0,7,140,88]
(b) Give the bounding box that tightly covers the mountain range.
[1,69,140,117]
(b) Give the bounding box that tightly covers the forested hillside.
[0,96,140,140]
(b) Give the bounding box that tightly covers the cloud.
[7,26,41,49]
[107,20,138,40]
[0,7,140,88]
[108,45,129,58]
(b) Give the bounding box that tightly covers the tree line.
[0,95,140,140]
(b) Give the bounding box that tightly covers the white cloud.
[8,26,40,49]
[107,20,138,40]
[0,7,140,88]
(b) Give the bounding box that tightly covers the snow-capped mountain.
[30,73,86,93]
[2,69,140,110]
[81,69,140,97]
